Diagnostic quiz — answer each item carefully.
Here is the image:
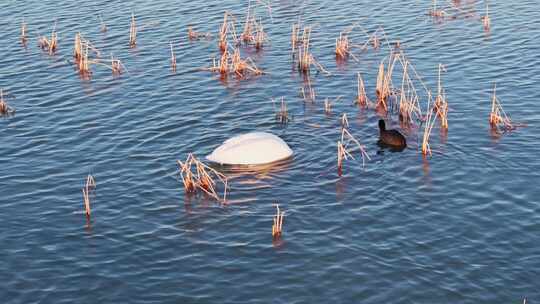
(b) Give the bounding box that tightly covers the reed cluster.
[375,53,398,111]
[292,25,330,75]
[38,22,58,55]
[177,154,228,202]
[208,47,263,78]
[240,6,267,49]
[274,97,290,124]
[335,32,350,60]
[337,128,370,176]
[489,84,515,131]
[272,204,284,238]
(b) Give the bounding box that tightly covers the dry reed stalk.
[324,98,331,114]
[82,175,96,217]
[489,84,515,131]
[422,93,437,156]
[170,42,177,72]
[272,204,284,238]
[341,113,349,128]
[395,53,429,122]
[297,26,311,72]
[434,64,448,129]
[21,21,27,42]
[218,12,239,52]
[355,72,369,107]
[73,32,82,60]
[274,97,290,124]
[240,2,255,44]
[337,128,371,176]
[111,55,123,75]
[177,154,228,202]
[323,96,342,114]
[254,22,267,50]
[291,23,300,55]
[375,53,399,111]
[482,1,490,30]
[335,32,349,59]
[300,76,316,102]
[129,13,137,47]
[77,40,91,76]
[0,89,15,116]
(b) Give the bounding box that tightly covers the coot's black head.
[378,119,386,131]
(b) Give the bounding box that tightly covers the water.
[1,0,540,302]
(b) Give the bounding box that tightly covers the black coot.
[378,119,406,149]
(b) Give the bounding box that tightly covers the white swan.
[206,132,293,165]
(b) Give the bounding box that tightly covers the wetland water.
[1,0,539,302]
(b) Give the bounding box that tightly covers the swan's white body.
[206,132,293,165]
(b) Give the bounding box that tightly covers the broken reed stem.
[356,72,369,107]
[129,13,137,47]
[170,42,177,71]
[82,174,96,217]
[272,204,284,238]
[177,154,228,203]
